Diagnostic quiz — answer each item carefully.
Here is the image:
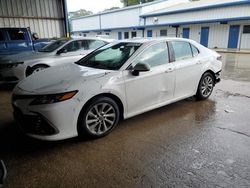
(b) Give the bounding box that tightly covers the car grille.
[13,106,58,135]
[12,94,36,101]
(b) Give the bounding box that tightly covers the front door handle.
[196,60,202,64]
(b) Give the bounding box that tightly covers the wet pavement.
[0,53,250,188]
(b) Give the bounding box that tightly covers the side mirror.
[0,160,7,186]
[132,62,150,76]
[56,48,67,55]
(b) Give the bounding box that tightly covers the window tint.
[191,44,199,57]
[38,39,69,52]
[88,40,106,50]
[77,42,141,70]
[171,41,193,61]
[0,31,4,41]
[133,42,169,68]
[124,32,129,39]
[131,31,137,38]
[62,41,82,52]
[8,29,25,40]
[160,30,167,36]
[63,40,95,52]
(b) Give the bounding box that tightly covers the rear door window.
[62,41,83,52]
[191,44,199,57]
[171,41,193,61]
[8,29,25,40]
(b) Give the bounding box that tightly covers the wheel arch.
[76,93,125,136]
[25,63,50,77]
[203,70,216,86]
[78,92,125,121]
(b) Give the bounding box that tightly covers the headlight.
[30,90,78,105]
[0,62,24,69]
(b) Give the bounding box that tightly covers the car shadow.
[0,96,216,161]
[0,83,16,91]
[0,121,87,159]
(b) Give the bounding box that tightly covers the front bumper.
[13,106,59,136]
[0,64,26,83]
[215,70,221,84]
[12,95,80,141]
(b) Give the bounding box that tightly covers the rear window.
[171,41,193,61]
[8,29,25,40]
[191,44,199,57]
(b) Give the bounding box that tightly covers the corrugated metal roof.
[141,0,250,17]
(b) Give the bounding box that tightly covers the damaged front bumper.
[215,70,221,84]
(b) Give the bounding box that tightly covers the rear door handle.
[165,67,174,73]
[196,60,202,64]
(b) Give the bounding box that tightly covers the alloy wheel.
[201,75,213,97]
[85,102,116,135]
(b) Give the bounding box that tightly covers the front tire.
[196,72,214,100]
[78,97,120,138]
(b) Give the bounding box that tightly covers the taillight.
[217,55,222,61]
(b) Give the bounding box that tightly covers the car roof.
[119,37,194,44]
[69,37,115,43]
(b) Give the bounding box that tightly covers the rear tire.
[78,97,120,139]
[196,72,214,100]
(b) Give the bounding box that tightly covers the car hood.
[0,51,53,64]
[16,63,112,94]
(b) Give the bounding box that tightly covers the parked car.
[12,38,222,141]
[0,37,113,83]
[0,27,53,56]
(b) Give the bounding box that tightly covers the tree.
[120,0,155,6]
[68,9,93,19]
[68,9,93,32]
[103,7,120,12]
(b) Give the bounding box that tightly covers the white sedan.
[0,37,113,83]
[12,38,222,141]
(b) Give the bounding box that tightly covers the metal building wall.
[72,15,100,32]
[0,0,65,38]
[145,5,250,26]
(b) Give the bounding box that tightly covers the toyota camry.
[12,38,222,141]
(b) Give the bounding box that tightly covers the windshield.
[76,42,142,70]
[38,39,69,52]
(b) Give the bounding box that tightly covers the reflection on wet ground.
[221,53,250,81]
[0,53,250,187]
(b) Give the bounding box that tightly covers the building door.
[182,28,190,39]
[228,25,240,48]
[118,32,122,40]
[147,30,152,37]
[200,27,209,47]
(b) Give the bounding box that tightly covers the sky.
[67,0,124,13]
